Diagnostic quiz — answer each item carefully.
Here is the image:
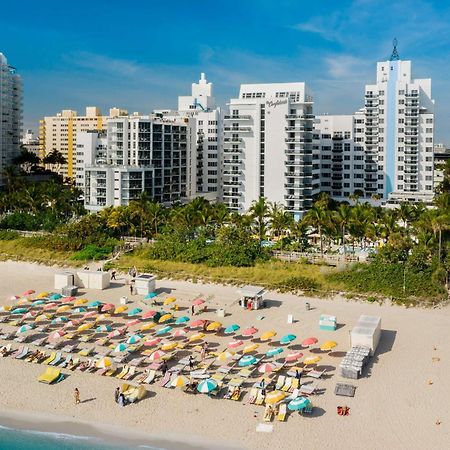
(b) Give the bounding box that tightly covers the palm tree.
[334,204,352,256]
[249,197,270,247]
[303,205,327,257]
[147,202,166,236]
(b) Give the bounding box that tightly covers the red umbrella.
[192,299,205,306]
[43,302,57,310]
[190,319,206,329]
[258,362,275,374]
[144,337,161,347]
[22,289,35,296]
[107,326,126,339]
[142,310,158,319]
[61,296,75,304]
[302,337,318,347]
[228,339,244,348]
[127,318,141,327]
[49,330,66,341]
[285,352,303,362]
[64,319,80,328]
[101,303,115,312]
[242,326,258,337]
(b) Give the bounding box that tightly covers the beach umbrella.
[144,292,158,300]
[65,319,80,328]
[36,292,50,299]
[56,305,71,313]
[128,308,142,317]
[142,310,158,320]
[175,316,190,325]
[78,322,93,332]
[49,294,62,301]
[61,296,76,304]
[96,357,113,369]
[95,314,110,323]
[22,311,37,319]
[224,324,240,334]
[238,355,257,367]
[74,298,88,306]
[9,295,20,302]
[17,324,34,334]
[17,298,31,305]
[260,330,277,342]
[228,340,244,349]
[172,328,188,338]
[320,341,338,351]
[34,313,52,322]
[73,307,87,314]
[188,332,205,342]
[127,334,142,344]
[43,302,58,311]
[265,391,286,405]
[159,313,173,323]
[266,347,284,358]
[82,311,97,319]
[0,305,12,312]
[107,328,125,339]
[242,326,258,337]
[96,324,112,333]
[113,343,129,353]
[163,297,176,305]
[288,396,311,411]
[285,352,303,362]
[148,350,165,361]
[242,343,259,354]
[101,303,115,313]
[170,374,189,388]
[11,307,28,315]
[156,325,172,336]
[206,321,222,332]
[217,350,235,362]
[22,289,35,296]
[140,322,157,332]
[52,316,68,324]
[144,337,161,347]
[49,330,66,341]
[32,300,45,306]
[127,319,141,327]
[190,319,206,329]
[197,378,217,394]
[192,299,205,306]
[114,305,128,314]
[88,301,102,308]
[161,341,178,351]
[258,363,275,374]
[303,355,321,365]
[280,334,297,345]
[302,337,318,347]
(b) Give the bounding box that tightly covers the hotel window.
[426,128,433,133]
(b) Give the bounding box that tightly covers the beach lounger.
[286,388,300,401]
[306,369,326,379]
[79,333,95,343]
[113,354,128,364]
[129,356,145,367]
[290,378,300,391]
[275,375,285,390]
[229,377,244,388]
[217,365,233,374]
[67,358,80,370]
[147,362,163,371]
[12,346,24,358]
[37,367,64,384]
[158,372,171,387]
[61,344,78,353]
[263,405,274,422]
[300,383,317,395]
[31,337,47,346]
[15,346,29,359]
[46,340,64,350]
[116,366,129,379]
[78,347,94,357]
[248,388,258,404]
[273,362,286,372]
[58,355,72,368]
[237,368,253,378]
[255,390,265,405]
[143,370,156,384]
[277,404,287,421]
[281,377,292,392]
[14,334,29,343]
[49,352,62,366]
[105,367,117,377]
[123,366,136,381]
[211,373,226,383]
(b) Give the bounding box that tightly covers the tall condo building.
[0,52,22,187]
[39,106,128,179]
[223,83,317,218]
[76,115,194,211]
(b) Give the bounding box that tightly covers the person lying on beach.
[115,387,120,403]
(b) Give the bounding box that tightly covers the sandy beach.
[0,260,449,450]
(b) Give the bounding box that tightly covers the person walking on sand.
[74,388,80,405]
[191,305,195,316]
[189,355,194,371]
[115,387,120,403]
[111,270,117,281]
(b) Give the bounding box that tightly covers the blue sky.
[2,0,450,143]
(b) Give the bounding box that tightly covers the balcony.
[223,170,242,175]
[285,126,311,132]
[223,137,243,143]
[223,180,242,186]
[224,115,251,120]
[286,160,306,166]
[223,148,242,154]
[224,126,252,132]
[285,138,312,143]
[223,192,242,198]
[285,148,311,155]
[223,159,241,164]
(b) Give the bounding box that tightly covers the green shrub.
[276,275,320,293]
[0,230,20,240]
[70,244,115,261]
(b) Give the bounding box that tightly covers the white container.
[217,309,225,318]
[88,272,110,290]
[54,272,74,290]
[134,274,156,295]
[287,314,293,324]
[120,296,129,305]
[75,270,90,288]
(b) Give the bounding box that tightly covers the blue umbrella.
[128,308,142,317]
[238,355,257,367]
[280,334,297,345]
[127,334,142,344]
[288,396,311,411]
[224,324,240,334]
[144,292,157,300]
[197,378,218,393]
[96,324,112,332]
[49,294,62,300]
[73,307,87,313]
[156,325,172,335]
[175,316,190,325]
[266,347,284,357]
[17,324,34,334]
[52,316,68,324]
[113,343,128,353]
[32,300,45,305]
[88,301,102,308]
[11,308,28,315]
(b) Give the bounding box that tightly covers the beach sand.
[0,260,449,450]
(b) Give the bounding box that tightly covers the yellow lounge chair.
[275,375,285,390]
[116,365,129,379]
[105,367,117,377]
[281,377,292,392]
[290,378,299,391]
[43,352,56,365]
[255,390,265,405]
[38,367,61,384]
[277,403,287,421]
[78,347,93,357]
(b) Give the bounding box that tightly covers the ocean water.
[0,425,161,450]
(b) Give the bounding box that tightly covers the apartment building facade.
[0,52,22,186]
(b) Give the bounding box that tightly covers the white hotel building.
[222,83,318,219]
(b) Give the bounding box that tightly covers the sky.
[2,0,450,143]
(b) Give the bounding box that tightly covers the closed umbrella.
[34,313,52,322]
[142,310,158,320]
[96,324,112,332]
[285,352,303,362]
[113,343,129,353]
[303,355,321,365]
[217,350,235,362]
[192,299,205,306]
[206,321,222,332]
[224,324,240,334]
[242,343,259,354]
[188,332,205,342]
[101,303,115,313]
[159,313,173,323]
[144,337,161,347]
[228,340,244,349]
[242,326,258,337]
[258,362,275,374]
[156,325,172,335]
[266,347,284,358]
[163,297,176,305]
[265,391,286,404]
[238,355,257,367]
[280,334,297,345]
[197,378,217,393]
[128,308,142,317]
[161,341,178,351]
[127,334,142,344]
[190,319,206,329]
[260,330,277,342]
[56,305,71,313]
[114,305,128,314]
[288,396,311,411]
[302,337,318,347]
[175,316,190,325]
[320,341,337,351]
[149,350,165,361]
[170,374,189,388]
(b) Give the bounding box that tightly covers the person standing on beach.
[111,270,117,281]
[115,387,120,403]
[191,305,195,316]
[295,369,302,383]
[189,355,194,371]
[74,388,80,405]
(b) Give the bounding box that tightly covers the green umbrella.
[288,396,311,411]
[128,308,142,317]
[280,334,297,345]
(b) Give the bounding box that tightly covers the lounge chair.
[290,378,300,391]
[49,352,63,366]
[113,354,128,364]
[300,383,317,395]
[116,366,129,379]
[255,390,265,405]
[247,388,258,404]
[61,344,78,353]
[79,333,95,343]
[12,346,24,358]
[123,366,136,381]
[67,358,80,370]
[143,370,156,384]
[46,340,64,350]
[306,369,326,379]
[158,372,171,387]
[37,367,63,384]
[105,367,117,377]
[31,337,47,346]
[277,403,287,421]
[210,373,226,383]
[58,355,72,368]
[237,368,254,378]
[231,387,243,401]
[129,356,145,367]
[15,346,29,360]
[14,334,29,343]
[281,377,292,392]
[217,365,233,374]
[78,347,94,357]
[273,362,286,372]
[229,377,244,387]
[263,405,274,422]
[0,332,14,340]
[286,388,300,401]
[275,375,285,390]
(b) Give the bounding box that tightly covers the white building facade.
[0,52,22,186]
[223,83,317,218]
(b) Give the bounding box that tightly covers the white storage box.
[54,272,74,290]
[76,270,90,288]
[134,274,156,295]
[88,272,110,290]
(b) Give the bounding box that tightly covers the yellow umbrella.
[36,292,49,299]
[77,322,93,332]
[18,298,31,305]
[114,305,128,314]
[260,330,277,342]
[56,305,71,313]
[95,313,110,322]
[265,390,286,404]
[243,343,259,354]
[34,313,52,322]
[303,355,322,365]
[189,332,205,342]
[159,313,173,323]
[206,321,222,332]
[141,322,157,332]
[320,341,337,351]
[161,341,178,351]
[96,357,113,369]
[163,297,176,305]
[170,374,189,388]
[74,298,88,306]
[217,350,235,362]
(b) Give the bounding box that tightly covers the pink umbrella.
[22,311,37,320]
[22,289,35,296]
[83,311,97,319]
[142,310,158,319]
[61,296,76,304]
[192,299,205,306]
[127,318,141,327]
[49,330,66,341]
[64,319,80,328]
[43,302,57,310]
[190,319,206,329]
[144,337,161,347]
[258,362,275,374]
[172,328,188,338]
[148,350,166,361]
[242,327,258,337]
[228,339,244,349]
[107,326,127,339]
[101,303,115,312]
[302,337,318,347]
[285,352,303,362]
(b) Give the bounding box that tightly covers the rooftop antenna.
[390,38,400,61]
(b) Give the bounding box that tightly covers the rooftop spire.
[390,38,400,61]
